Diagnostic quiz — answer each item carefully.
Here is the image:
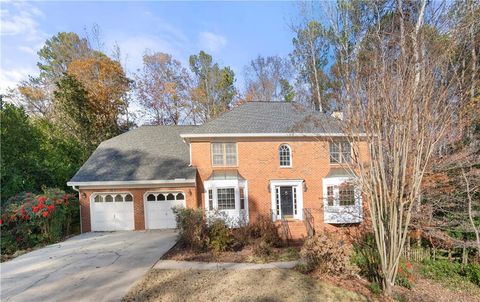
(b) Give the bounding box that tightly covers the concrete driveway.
[0,230,177,302]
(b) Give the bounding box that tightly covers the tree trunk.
[307,26,323,112]
[462,167,480,256]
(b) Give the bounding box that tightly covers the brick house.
[68,102,367,239]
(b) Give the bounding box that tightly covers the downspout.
[71,185,82,234]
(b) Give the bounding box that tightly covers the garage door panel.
[90,193,134,231]
[145,192,185,229]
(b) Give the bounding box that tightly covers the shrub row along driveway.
[0,230,177,302]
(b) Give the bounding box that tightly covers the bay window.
[323,171,362,224]
[204,171,248,226]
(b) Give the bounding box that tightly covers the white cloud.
[0,2,46,41]
[18,45,37,55]
[0,67,37,94]
[107,14,192,76]
[198,31,227,53]
[0,2,46,93]
[112,35,181,75]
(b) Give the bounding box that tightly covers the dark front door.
[280,186,293,218]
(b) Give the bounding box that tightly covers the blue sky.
[1,1,301,94]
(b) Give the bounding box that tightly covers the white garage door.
[145,192,186,229]
[90,193,134,231]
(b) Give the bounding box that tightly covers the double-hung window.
[217,188,235,210]
[339,184,356,206]
[329,141,351,164]
[327,186,335,206]
[325,183,356,206]
[212,143,237,166]
[208,189,213,210]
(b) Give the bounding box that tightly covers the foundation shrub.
[252,240,273,258]
[248,215,281,247]
[300,232,356,275]
[173,207,209,251]
[207,217,234,253]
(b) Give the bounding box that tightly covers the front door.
[280,186,293,218]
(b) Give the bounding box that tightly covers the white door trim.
[269,179,304,221]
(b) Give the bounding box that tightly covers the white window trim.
[322,177,363,224]
[204,179,249,226]
[278,144,292,168]
[211,142,238,167]
[269,179,304,221]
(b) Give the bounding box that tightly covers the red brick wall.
[190,137,369,237]
[78,186,197,232]
[77,137,369,239]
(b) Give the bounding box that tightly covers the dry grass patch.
[123,269,368,302]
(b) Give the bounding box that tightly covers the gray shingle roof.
[69,102,345,184]
[325,168,356,178]
[69,126,197,183]
[186,102,342,135]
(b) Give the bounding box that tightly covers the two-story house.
[68,102,367,239]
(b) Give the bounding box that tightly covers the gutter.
[67,178,196,187]
[180,132,368,139]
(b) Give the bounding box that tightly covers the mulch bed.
[161,242,301,263]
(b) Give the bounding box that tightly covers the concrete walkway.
[1,230,177,302]
[154,260,300,270]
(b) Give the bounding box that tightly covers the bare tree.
[290,3,330,111]
[244,55,293,102]
[135,52,192,125]
[323,0,459,294]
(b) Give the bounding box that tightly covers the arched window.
[114,194,123,202]
[158,194,166,201]
[147,194,156,201]
[279,144,291,167]
[105,195,114,202]
[124,194,133,202]
[166,193,175,200]
[176,193,185,200]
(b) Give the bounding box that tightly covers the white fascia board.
[180,133,367,139]
[67,178,196,187]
